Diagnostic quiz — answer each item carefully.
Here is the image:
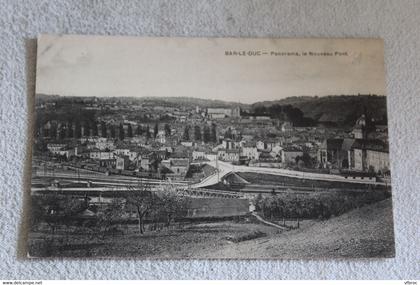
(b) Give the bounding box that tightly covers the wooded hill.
[251,95,388,126]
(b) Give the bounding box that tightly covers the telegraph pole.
[216,156,220,183]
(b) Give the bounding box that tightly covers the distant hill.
[36,94,247,109]
[136,96,248,109]
[252,94,388,126]
[36,93,388,126]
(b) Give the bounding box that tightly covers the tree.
[50,123,57,139]
[125,182,190,234]
[75,121,82,139]
[125,182,158,234]
[153,123,159,138]
[67,122,74,138]
[145,125,151,139]
[97,198,124,237]
[92,122,98,137]
[295,152,313,168]
[58,125,66,139]
[32,194,86,234]
[110,125,116,138]
[194,125,202,141]
[203,125,211,143]
[118,123,125,140]
[127,123,133,138]
[164,123,171,136]
[211,123,217,142]
[83,121,91,137]
[158,185,190,227]
[182,125,190,141]
[136,125,143,136]
[253,193,263,211]
[224,127,232,139]
[100,121,107,138]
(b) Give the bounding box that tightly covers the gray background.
[0,0,419,279]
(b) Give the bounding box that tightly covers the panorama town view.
[29,93,394,258]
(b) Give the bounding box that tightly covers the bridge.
[191,160,386,188]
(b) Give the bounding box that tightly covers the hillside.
[196,198,395,259]
[252,94,388,125]
[37,93,388,126]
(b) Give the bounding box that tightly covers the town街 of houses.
[33,96,390,187]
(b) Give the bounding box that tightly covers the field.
[28,198,394,259]
[28,219,279,258]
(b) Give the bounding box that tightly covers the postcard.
[28,35,394,258]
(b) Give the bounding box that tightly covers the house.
[192,146,208,161]
[95,138,116,150]
[256,140,266,150]
[207,106,240,119]
[90,150,115,160]
[167,158,190,178]
[221,138,241,150]
[265,139,281,151]
[128,147,150,162]
[153,149,168,160]
[155,130,166,144]
[140,156,152,171]
[258,150,276,161]
[74,145,88,157]
[51,146,75,158]
[366,149,390,173]
[281,122,293,132]
[130,136,148,146]
[180,141,194,147]
[113,145,130,156]
[171,149,191,161]
[218,148,240,163]
[159,145,174,153]
[318,138,355,169]
[138,152,159,172]
[270,145,283,159]
[351,114,367,139]
[98,158,116,168]
[47,143,67,153]
[116,155,130,170]
[241,143,259,160]
[281,147,303,164]
[205,151,217,161]
[351,139,389,173]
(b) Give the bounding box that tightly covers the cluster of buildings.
[37,98,390,182]
[318,115,390,174]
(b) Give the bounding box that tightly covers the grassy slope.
[29,199,395,259]
[28,221,279,258]
[195,198,395,259]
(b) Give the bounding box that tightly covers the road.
[251,212,288,230]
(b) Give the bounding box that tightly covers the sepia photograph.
[28,35,394,259]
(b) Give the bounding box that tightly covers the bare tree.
[125,181,158,234]
[158,184,190,227]
[125,180,190,234]
[97,198,124,238]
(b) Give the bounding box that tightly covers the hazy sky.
[36,35,385,104]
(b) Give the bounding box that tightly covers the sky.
[36,35,386,104]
